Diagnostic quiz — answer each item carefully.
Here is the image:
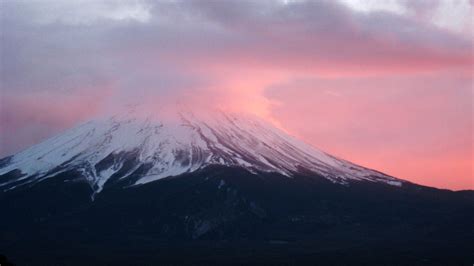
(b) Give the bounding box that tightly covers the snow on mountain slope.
[0,106,402,193]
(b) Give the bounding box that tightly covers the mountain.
[0,106,401,194]
[1,107,473,265]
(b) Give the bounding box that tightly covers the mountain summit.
[0,107,401,194]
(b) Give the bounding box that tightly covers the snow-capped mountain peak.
[0,107,402,193]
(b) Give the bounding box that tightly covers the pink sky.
[1,0,472,190]
[268,81,473,190]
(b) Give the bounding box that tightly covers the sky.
[0,0,472,190]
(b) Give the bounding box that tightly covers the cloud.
[163,0,472,74]
[2,0,470,93]
[341,0,473,35]
[0,0,472,189]
[3,0,152,25]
